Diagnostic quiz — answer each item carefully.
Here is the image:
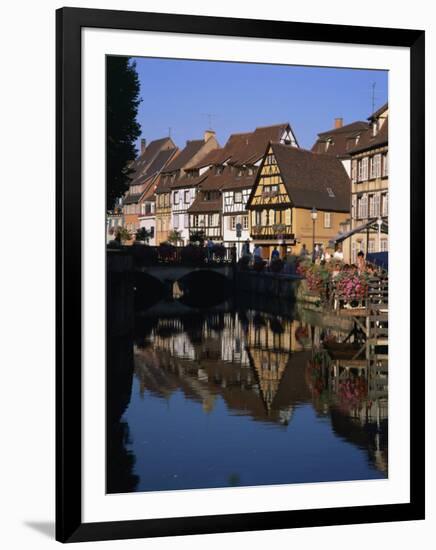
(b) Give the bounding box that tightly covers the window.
[374,154,382,178]
[382,193,389,216]
[173,191,179,205]
[204,191,211,201]
[326,187,335,198]
[193,215,199,227]
[369,157,375,179]
[184,190,190,203]
[230,216,236,230]
[184,214,189,228]
[374,194,380,217]
[382,152,389,177]
[358,195,368,219]
[369,194,375,217]
[368,239,376,253]
[173,214,179,229]
[247,167,254,176]
[150,227,154,238]
[324,212,332,228]
[242,215,248,230]
[215,166,223,175]
[361,157,369,181]
[237,168,244,177]
[381,239,388,252]
[234,191,242,203]
[255,211,262,226]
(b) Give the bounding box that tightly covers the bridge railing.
[113,243,236,267]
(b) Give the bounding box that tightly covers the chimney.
[141,138,146,154]
[334,118,343,129]
[204,130,216,142]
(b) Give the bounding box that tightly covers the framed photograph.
[56,7,425,543]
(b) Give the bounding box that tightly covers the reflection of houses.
[246,143,350,258]
[122,137,177,235]
[188,124,298,248]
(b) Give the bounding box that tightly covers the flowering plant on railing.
[300,262,330,293]
[334,270,368,301]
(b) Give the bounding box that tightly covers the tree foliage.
[135,227,152,243]
[107,57,142,210]
[167,229,182,245]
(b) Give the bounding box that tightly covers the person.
[357,250,366,273]
[241,239,251,257]
[299,244,308,258]
[253,244,263,263]
[334,244,344,261]
[230,244,237,263]
[206,238,214,261]
[284,247,297,274]
[270,246,280,262]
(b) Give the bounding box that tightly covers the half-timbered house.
[348,103,389,262]
[188,123,298,252]
[311,118,369,176]
[246,142,351,258]
[122,137,177,236]
[155,133,219,244]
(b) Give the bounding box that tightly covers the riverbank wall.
[235,270,301,300]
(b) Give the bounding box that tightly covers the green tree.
[188,230,205,246]
[167,229,182,245]
[106,57,142,210]
[114,226,131,243]
[135,227,151,243]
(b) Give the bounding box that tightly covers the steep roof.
[348,115,388,154]
[311,121,369,158]
[368,102,388,121]
[130,137,176,178]
[268,143,351,212]
[187,195,222,214]
[189,123,294,169]
[162,139,206,172]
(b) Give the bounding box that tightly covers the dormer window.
[237,167,244,177]
[326,187,335,198]
[215,166,223,175]
[247,167,254,176]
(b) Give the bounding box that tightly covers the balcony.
[250,224,294,240]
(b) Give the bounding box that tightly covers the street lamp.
[377,216,383,252]
[311,207,318,260]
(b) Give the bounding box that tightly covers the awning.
[329,218,389,245]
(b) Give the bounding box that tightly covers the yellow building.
[348,103,389,262]
[246,143,351,258]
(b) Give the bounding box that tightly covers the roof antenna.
[202,113,216,130]
[371,82,376,114]
[168,126,172,138]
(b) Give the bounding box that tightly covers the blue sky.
[132,57,388,151]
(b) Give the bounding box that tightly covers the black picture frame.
[56,6,425,543]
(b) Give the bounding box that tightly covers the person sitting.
[270,246,280,262]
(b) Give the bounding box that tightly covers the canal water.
[107,292,388,494]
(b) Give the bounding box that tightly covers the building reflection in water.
[110,300,388,492]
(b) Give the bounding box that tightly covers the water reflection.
[107,296,388,493]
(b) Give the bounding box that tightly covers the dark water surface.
[107,294,388,493]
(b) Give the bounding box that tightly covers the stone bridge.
[135,264,235,284]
